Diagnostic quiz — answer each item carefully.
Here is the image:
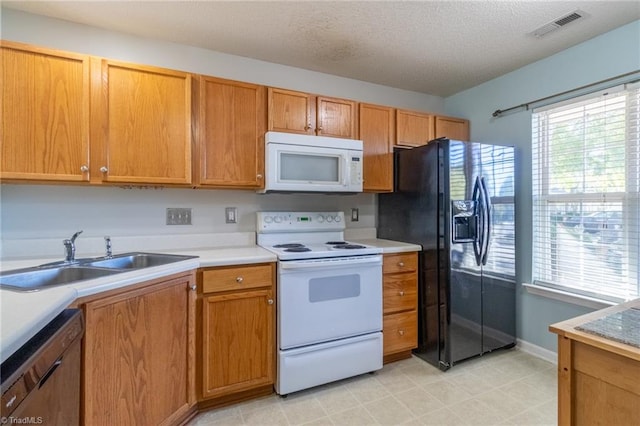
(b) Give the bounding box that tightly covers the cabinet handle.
[189,284,196,291]
[305,123,312,131]
[398,330,405,336]
[399,291,405,296]
[236,276,244,283]
[99,166,108,173]
[257,174,263,179]
[398,262,405,267]
[80,165,89,173]
[267,299,274,305]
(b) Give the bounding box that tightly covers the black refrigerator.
[378,138,516,370]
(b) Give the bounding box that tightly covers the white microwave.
[259,131,363,193]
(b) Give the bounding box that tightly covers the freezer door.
[445,140,484,366]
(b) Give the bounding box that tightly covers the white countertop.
[352,238,422,254]
[1,238,416,363]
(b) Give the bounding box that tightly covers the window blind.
[532,84,640,303]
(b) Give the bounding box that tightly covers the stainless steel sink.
[0,252,198,292]
[0,266,122,292]
[84,252,196,269]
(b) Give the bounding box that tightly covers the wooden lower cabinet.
[198,263,275,408]
[81,272,196,426]
[382,252,418,363]
[549,301,640,426]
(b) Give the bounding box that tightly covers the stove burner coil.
[333,244,367,249]
[284,247,312,252]
[274,243,305,248]
[326,241,347,245]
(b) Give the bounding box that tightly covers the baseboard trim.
[516,338,557,364]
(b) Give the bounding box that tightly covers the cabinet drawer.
[383,252,418,274]
[202,264,272,293]
[383,310,417,355]
[384,274,417,314]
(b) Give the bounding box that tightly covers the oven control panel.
[257,211,345,233]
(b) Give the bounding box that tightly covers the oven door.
[278,255,382,350]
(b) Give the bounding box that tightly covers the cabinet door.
[435,116,470,141]
[268,88,314,135]
[83,274,195,426]
[91,58,192,184]
[359,103,394,192]
[396,109,434,147]
[317,96,357,139]
[202,289,274,399]
[196,76,266,188]
[1,42,90,182]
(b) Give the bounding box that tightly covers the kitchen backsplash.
[0,184,376,259]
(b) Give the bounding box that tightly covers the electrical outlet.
[166,208,192,225]
[225,207,238,224]
[351,208,359,222]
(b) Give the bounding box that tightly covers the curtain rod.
[492,70,640,118]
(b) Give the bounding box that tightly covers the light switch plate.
[166,208,192,225]
[351,208,359,222]
[225,207,238,224]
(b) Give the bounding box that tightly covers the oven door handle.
[279,255,383,271]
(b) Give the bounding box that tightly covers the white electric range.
[256,211,383,395]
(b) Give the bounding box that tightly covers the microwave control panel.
[350,155,362,185]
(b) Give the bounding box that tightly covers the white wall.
[0,8,443,258]
[445,20,640,352]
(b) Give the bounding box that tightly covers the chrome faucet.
[104,236,113,258]
[63,230,83,263]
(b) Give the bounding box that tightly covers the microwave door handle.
[342,155,350,187]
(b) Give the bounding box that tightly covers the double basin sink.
[0,252,197,292]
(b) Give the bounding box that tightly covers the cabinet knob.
[80,165,89,173]
[189,284,196,291]
[398,330,405,336]
[256,174,263,179]
[399,291,405,296]
[398,262,405,267]
[305,123,312,131]
[99,166,108,173]
[267,299,274,305]
[236,276,244,283]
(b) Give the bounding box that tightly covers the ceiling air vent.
[529,10,588,38]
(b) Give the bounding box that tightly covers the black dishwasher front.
[1,309,84,425]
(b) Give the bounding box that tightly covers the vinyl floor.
[189,349,557,426]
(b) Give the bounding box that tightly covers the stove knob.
[316,215,325,223]
[326,215,334,223]
[335,215,342,223]
[264,216,273,224]
[274,216,282,224]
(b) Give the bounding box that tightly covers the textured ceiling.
[4,1,640,96]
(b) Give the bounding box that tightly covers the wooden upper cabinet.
[268,88,314,135]
[317,96,357,139]
[396,109,434,147]
[359,103,395,192]
[435,115,470,141]
[268,88,357,139]
[1,42,90,182]
[195,76,266,188]
[90,58,192,185]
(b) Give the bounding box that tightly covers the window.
[532,84,640,303]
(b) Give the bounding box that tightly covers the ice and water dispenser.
[452,200,477,243]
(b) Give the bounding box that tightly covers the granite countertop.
[549,298,640,361]
[1,236,416,363]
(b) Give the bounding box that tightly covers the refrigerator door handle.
[480,177,492,266]
[472,177,483,266]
